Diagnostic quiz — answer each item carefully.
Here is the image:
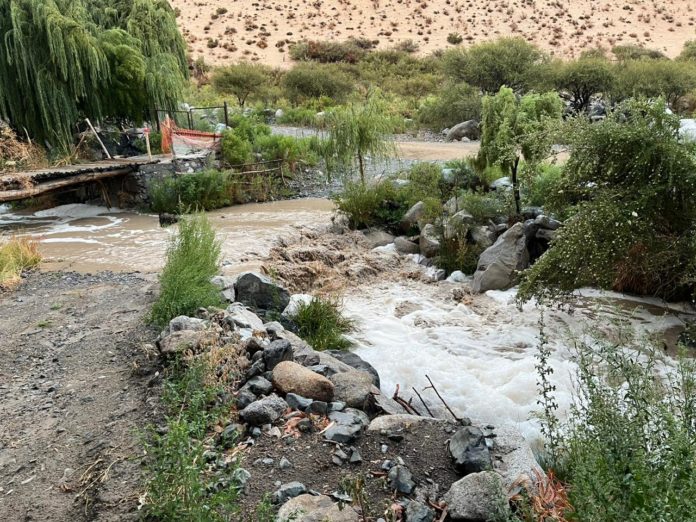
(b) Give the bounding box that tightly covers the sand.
[170,0,696,67]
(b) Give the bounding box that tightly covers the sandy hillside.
[171,0,696,67]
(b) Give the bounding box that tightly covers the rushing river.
[1,200,692,442]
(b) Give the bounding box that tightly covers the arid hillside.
[171,0,695,66]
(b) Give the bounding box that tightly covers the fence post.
[224,101,229,128]
[187,110,194,130]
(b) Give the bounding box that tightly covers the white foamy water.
[344,277,693,443]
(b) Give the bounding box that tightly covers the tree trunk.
[512,156,521,215]
[358,153,365,186]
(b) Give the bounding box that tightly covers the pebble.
[279,457,292,470]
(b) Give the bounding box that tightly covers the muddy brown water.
[0,198,335,274]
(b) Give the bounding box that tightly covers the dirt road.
[0,272,159,521]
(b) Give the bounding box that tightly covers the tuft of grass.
[0,237,41,288]
[149,215,222,328]
[293,296,355,351]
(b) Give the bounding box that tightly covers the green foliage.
[289,39,372,64]
[293,297,355,351]
[0,0,187,147]
[520,163,563,209]
[443,37,545,93]
[679,40,696,61]
[276,106,318,126]
[281,64,354,105]
[553,57,615,112]
[479,87,563,212]
[220,130,253,165]
[447,32,464,45]
[211,62,270,107]
[519,99,696,302]
[612,44,667,61]
[322,95,396,183]
[437,237,484,275]
[149,170,234,214]
[335,180,407,230]
[253,133,320,167]
[612,59,696,109]
[458,190,512,223]
[149,215,221,328]
[417,82,482,130]
[542,325,696,522]
[443,159,488,192]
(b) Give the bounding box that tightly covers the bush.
[417,82,482,130]
[612,44,667,61]
[458,190,512,223]
[289,39,370,64]
[0,237,41,288]
[211,63,271,107]
[149,170,235,214]
[437,237,484,275]
[293,297,355,351]
[443,159,488,192]
[447,33,463,45]
[220,130,253,165]
[553,57,615,112]
[276,107,318,126]
[520,162,563,208]
[612,59,696,110]
[538,325,696,522]
[254,134,320,168]
[335,180,407,230]
[281,64,354,105]
[149,215,222,328]
[518,98,696,302]
[679,40,696,62]
[443,37,545,93]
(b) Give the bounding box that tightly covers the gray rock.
[263,339,293,371]
[272,481,308,504]
[242,376,273,396]
[388,465,415,494]
[406,500,435,522]
[401,201,426,231]
[491,425,544,492]
[419,224,441,258]
[211,275,236,302]
[445,210,475,240]
[232,468,251,490]
[264,321,284,339]
[329,370,375,409]
[329,401,346,412]
[245,359,266,380]
[446,120,480,142]
[286,393,314,411]
[325,351,380,387]
[472,223,529,293]
[536,228,557,241]
[394,236,420,255]
[449,426,493,474]
[471,225,496,249]
[367,414,441,432]
[534,214,561,230]
[489,177,512,191]
[236,389,257,410]
[157,329,213,355]
[363,229,395,249]
[443,471,509,521]
[226,303,265,330]
[446,270,468,283]
[277,494,359,521]
[235,272,290,312]
[307,400,328,415]
[239,394,288,426]
[281,294,315,319]
[323,408,369,443]
[279,457,292,470]
[168,315,206,333]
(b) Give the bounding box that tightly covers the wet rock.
[419,224,441,258]
[277,493,360,521]
[210,276,236,302]
[491,425,544,491]
[443,471,509,521]
[272,481,307,504]
[394,236,420,255]
[242,376,273,396]
[263,339,293,370]
[325,350,380,387]
[329,370,374,409]
[388,465,415,494]
[159,212,179,227]
[406,500,435,522]
[273,361,334,402]
[239,394,288,426]
[226,303,265,330]
[235,272,290,313]
[282,294,315,319]
[330,212,351,235]
[401,201,426,231]
[363,229,395,249]
[472,223,529,293]
[446,270,467,283]
[449,426,493,474]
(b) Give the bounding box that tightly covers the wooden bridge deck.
[0,156,165,203]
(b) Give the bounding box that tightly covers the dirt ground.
[0,272,160,521]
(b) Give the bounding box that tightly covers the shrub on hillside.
[211,63,271,107]
[149,215,221,328]
[292,297,355,351]
[553,57,616,112]
[289,39,373,63]
[518,98,696,302]
[612,44,667,61]
[417,82,482,130]
[612,59,696,110]
[281,64,353,105]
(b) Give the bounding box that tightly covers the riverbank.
[0,271,160,520]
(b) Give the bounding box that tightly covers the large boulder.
[239,394,288,426]
[367,414,442,432]
[325,350,380,387]
[263,339,294,370]
[363,229,395,249]
[446,120,480,142]
[210,275,236,302]
[394,236,420,255]
[470,226,496,249]
[226,303,265,330]
[449,426,493,475]
[281,294,315,319]
[277,494,360,522]
[492,425,544,491]
[272,361,335,402]
[157,329,216,355]
[401,201,426,231]
[444,210,475,240]
[329,370,375,409]
[472,223,529,293]
[234,272,290,312]
[419,224,441,258]
[443,471,509,521]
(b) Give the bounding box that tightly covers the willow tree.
[0,0,187,147]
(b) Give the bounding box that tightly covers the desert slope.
[171,0,695,67]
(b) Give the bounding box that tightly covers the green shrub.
[289,39,370,63]
[520,162,563,208]
[293,297,355,351]
[335,180,407,230]
[211,62,271,107]
[458,190,512,223]
[437,237,483,275]
[149,215,221,328]
[612,59,696,110]
[417,82,482,130]
[281,64,354,104]
[149,170,235,214]
[254,134,320,168]
[276,107,318,126]
[447,33,463,45]
[444,159,488,192]
[220,130,253,165]
[538,325,696,522]
[612,44,667,61]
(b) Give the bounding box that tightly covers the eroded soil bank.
[0,272,159,521]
